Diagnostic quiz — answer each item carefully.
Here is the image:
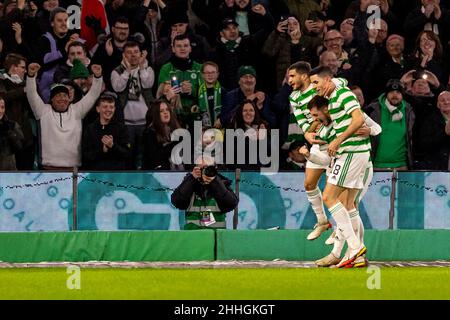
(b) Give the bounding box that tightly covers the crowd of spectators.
[1,0,449,171]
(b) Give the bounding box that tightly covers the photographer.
[171,157,238,230]
[0,97,24,170]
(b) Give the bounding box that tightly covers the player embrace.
[299,94,381,268]
[306,66,377,268]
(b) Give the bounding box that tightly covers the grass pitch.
[1,267,450,300]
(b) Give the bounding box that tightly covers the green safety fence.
[1,230,450,262]
[0,230,215,263]
[216,230,450,261]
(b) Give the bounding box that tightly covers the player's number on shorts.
[333,165,341,176]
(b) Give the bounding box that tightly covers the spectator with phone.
[407,30,448,87]
[340,18,356,55]
[111,40,155,169]
[262,15,315,90]
[157,34,202,130]
[282,0,321,27]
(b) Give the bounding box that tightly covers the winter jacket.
[262,30,314,90]
[411,108,450,170]
[0,118,24,170]
[141,126,179,170]
[82,118,131,170]
[365,98,415,168]
[171,173,238,214]
[221,87,276,128]
[0,74,34,148]
[91,38,125,90]
[156,28,211,68]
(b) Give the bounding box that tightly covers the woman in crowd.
[227,99,270,170]
[407,30,448,86]
[142,99,183,170]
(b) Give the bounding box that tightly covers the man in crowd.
[92,16,130,90]
[221,65,275,128]
[366,79,415,170]
[82,92,131,170]
[158,34,202,130]
[111,40,154,169]
[0,53,35,169]
[25,62,103,170]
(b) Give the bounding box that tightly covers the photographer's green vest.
[114,64,154,108]
[184,193,226,230]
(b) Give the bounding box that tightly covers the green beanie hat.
[238,65,256,79]
[70,59,90,80]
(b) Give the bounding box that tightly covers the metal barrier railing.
[1,168,448,231]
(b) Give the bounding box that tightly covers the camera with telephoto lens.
[202,165,218,178]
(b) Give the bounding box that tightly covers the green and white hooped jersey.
[328,86,371,155]
[316,123,336,151]
[290,78,348,134]
[290,84,316,134]
[283,110,305,150]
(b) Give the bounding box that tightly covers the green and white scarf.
[379,94,405,122]
[221,36,241,52]
[198,80,222,126]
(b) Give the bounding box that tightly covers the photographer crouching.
[171,156,238,230]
